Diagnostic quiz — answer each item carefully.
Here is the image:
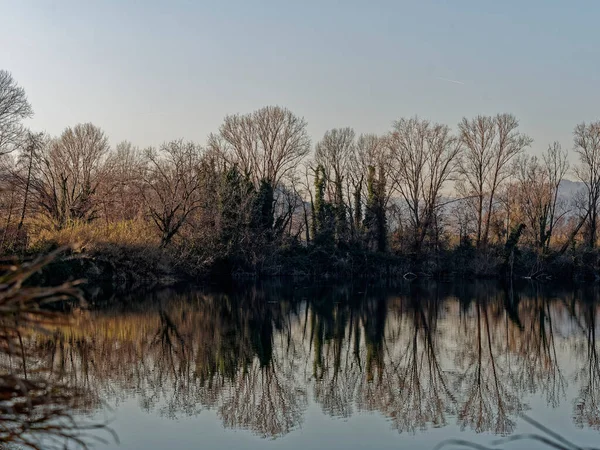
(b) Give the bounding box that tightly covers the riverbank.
[24,240,600,295]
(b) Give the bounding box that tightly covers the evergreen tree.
[252,179,275,236]
[313,164,334,244]
[364,165,387,252]
[219,165,254,252]
[333,175,347,243]
[375,165,387,252]
[353,181,362,239]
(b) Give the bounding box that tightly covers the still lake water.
[35,281,600,449]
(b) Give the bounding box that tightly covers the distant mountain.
[558,179,584,201]
[403,179,585,221]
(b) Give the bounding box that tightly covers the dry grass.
[28,218,159,252]
[0,248,115,449]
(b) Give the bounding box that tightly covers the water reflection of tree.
[453,288,524,435]
[220,359,305,437]
[305,285,458,433]
[361,289,457,433]
[34,287,308,437]
[216,288,307,437]
[310,286,362,418]
[18,281,600,439]
[573,301,600,429]
[514,288,565,409]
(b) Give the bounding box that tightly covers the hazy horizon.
[2,1,599,158]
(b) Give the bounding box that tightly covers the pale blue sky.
[1,0,599,156]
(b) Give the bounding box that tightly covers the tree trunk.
[558,211,589,255]
[476,193,483,248]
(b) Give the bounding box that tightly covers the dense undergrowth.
[20,219,600,292]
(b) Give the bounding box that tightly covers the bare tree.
[16,131,45,232]
[573,122,600,248]
[0,154,18,250]
[450,198,477,246]
[29,123,111,228]
[0,71,33,156]
[348,134,392,238]
[208,106,310,240]
[209,106,310,189]
[457,116,495,248]
[296,162,315,243]
[352,135,388,175]
[314,128,355,241]
[542,142,569,251]
[387,117,461,252]
[458,114,532,248]
[100,141,145,222]
[141,140,205,247]
[315,128,355,199]
[514,142,568,252]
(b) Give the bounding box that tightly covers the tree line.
[2,69,600,278]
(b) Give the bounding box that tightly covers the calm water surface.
[31,282,600,449]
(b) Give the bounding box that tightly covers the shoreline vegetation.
[0,250,114,449]
[27,239,600,285]
[3,69,600,287]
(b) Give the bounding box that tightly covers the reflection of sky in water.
[32,282,600,449]
[94,399,600,450]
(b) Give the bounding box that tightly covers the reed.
[0,248,115,449]
[434,414,600,450]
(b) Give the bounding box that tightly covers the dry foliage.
[0,248,114,449]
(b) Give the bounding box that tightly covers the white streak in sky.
[435,77,465,85]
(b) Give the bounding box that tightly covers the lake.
[25,281,600,449]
